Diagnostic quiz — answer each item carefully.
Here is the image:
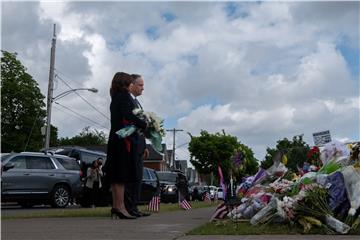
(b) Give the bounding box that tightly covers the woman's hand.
[142,149,149,160]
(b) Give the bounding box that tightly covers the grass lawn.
[187,219,360,235]
[1,201,215,220]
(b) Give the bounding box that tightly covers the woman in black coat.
[104,72,147,219]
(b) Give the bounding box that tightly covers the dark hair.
[131,74,142,83]
[110,72,133,97]
[131,74,141,79]
[91,160,98,169]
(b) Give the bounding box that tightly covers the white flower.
[133,108,143,115]
[348,208,356,216]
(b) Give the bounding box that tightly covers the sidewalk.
[2,207,215,240]
[2,207,359,240]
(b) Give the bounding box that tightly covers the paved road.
[2,206,359,240]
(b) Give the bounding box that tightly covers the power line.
[176,142,189,149]
[53,105,86,122]
[52,105,105,130]
[23,111,40,151]
[55,73,110,121]
[175,147,189,157]
[53,101,109,130]
[54,68,84,88]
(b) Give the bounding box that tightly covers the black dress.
[104,90,147,184]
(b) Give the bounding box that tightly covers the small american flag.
[179,192,192,210]
[210,202,228,221]
[147,195,160,212]
[204,191,211,203]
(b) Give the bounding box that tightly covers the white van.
[217,187,224,200]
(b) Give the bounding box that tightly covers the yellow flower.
[282,155,288,166]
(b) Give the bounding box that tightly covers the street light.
[44,87,98,149]
[52,88,98,101]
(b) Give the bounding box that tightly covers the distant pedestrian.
[85,159,103,207]
[192,186,199,201]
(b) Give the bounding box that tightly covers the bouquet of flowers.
[277,196,297,220]
[116,108,165,152]
[294,184,350,234]
[294,184,331,218]
[269,178,294,194]
[307,146,321,167]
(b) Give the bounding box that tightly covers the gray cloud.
[2,2,53,91]
[2,1,358,160]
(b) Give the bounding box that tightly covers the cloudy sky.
[2,1,359,162]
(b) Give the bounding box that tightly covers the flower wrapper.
[148,130,163,153]
[318,160,341,174]
[325,171,350,219]
[269,178,294,194]
[297,216,323,233]
[116,125,137,138]
[250,198,278,225]
[320,140,350,165]
[325,214,350,234]
[116,108,165,152]
[341,166,360,219]
[252,168,269,185]
[229,198,265,220]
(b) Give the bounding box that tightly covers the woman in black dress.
[104,72,147,219]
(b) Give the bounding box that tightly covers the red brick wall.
[144,162,161,171]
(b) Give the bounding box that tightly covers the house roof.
[147,144,164,161]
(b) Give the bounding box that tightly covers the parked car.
[208,185,218,200]
[190,185,203,201]
[78,167,160,207]
[157,171,189,203]
[53,147,107,177]
[140,167,160,203]
[217,187,224,200]
[1,152,82,208]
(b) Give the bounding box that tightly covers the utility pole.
[44,24,57,149]
[166,128,183,170]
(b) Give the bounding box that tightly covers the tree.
[58,126,107,146]
[50,125,59,147]
[232,143,259,183]
[188,130,257,183]
[260,135,310,172]
[1,51,49,152]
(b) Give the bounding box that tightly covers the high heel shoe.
[111,208,136,219]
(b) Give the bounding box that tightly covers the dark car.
[53,147,107,176]
[190,185,204,201]
[1,152,82,208]
[157,171,189,203]
[78,167,160,207]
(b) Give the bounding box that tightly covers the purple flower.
[234,152,243,167]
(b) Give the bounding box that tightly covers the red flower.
[307,147,321,166]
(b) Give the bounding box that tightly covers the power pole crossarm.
[166,128,183,170]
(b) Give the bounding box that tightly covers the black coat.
[104,90,147,183]
[131,97,147,180]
